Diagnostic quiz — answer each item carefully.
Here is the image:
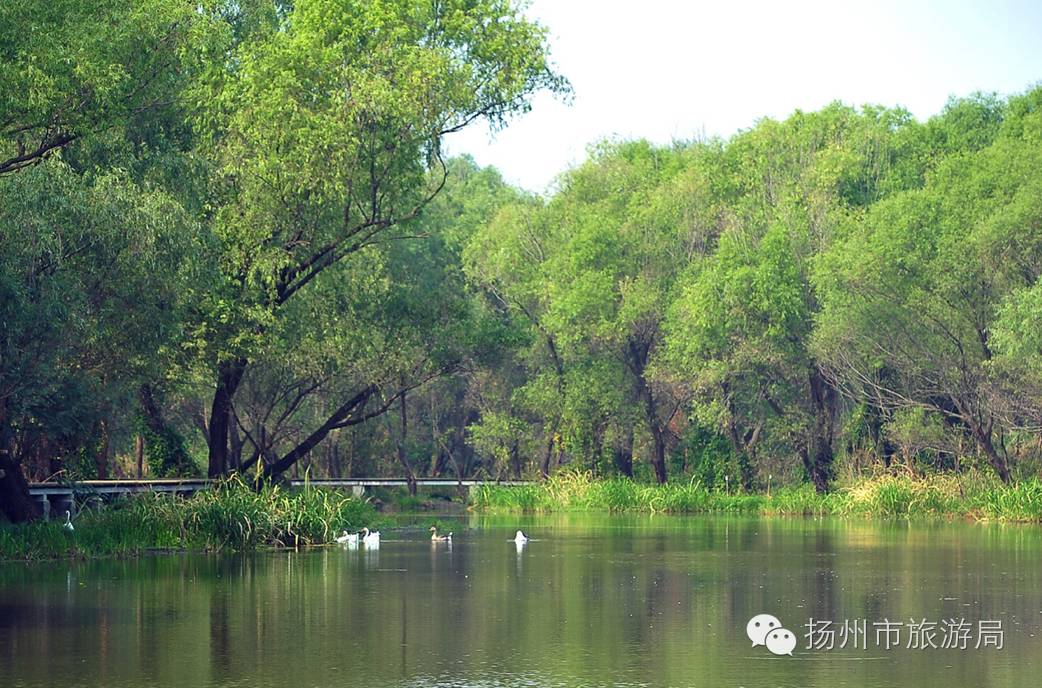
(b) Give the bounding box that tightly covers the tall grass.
[471,470,1042,522]
[0,476,379,561]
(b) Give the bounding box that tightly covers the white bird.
[62,510,74,533]
[335,530,359,546]
[513,530,529,544]
[429,526,452,542]
[361,527,380,547]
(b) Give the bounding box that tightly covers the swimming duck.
[361,527,380,547]
[513,530,529,544]
[335,530,359,545]
[429,526,452,542]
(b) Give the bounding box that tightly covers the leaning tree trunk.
[960,404,1010,484]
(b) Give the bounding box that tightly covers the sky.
[444,0,1042,193]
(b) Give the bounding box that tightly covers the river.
[2,514,1041,687]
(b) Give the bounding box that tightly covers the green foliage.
[672,423,739,489]
[812,88,1042,481]
[0,0,217,175]
[0,478,380,560]
[471,471,1042,522]
[0,162,208,480]
[4,0,1042,508]
[136,416,200,478]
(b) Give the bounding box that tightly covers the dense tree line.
[0,0,564,520]
[3,2,1042,522]
[463,92,1042,494]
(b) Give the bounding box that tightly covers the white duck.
[361,527,380,547]
[335,530,359,546]
[62,510,74,533]
[513,530,529,544]
[429,526,452,542]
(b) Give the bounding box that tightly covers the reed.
[471,470,1042,521]
[0,476,379,561]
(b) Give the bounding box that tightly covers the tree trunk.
[0,402,40,521]
[964,409,1010,484]
[510,439,523,479]
[634,362,667,484]
[538,333,567,480]
[228,418,244,474]
[626,335,668,484]
[206,358,247,478]
[540,420,558,479]
[396,388,416,496]
[650,427,667,484]
[329,435,341,479]
[264,385,377,481]
[613,427,634,477]
[0,450,40,523]
[95,419,110,479]
[135,435,145,478]
[806,365,837,493]
[0,400,38,519]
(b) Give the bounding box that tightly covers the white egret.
[62,510,74,533]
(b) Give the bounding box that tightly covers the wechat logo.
[746,613,797,656]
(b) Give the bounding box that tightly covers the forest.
[3,0,1042,523]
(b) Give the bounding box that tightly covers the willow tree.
[666,104,917,491]
[219,157,522,487]
[0,164,205,520]
[468,141,694,482]
[0,0,210,175]
[813,88,1042,483]
[0,0,216,521]
[193,0,566,477]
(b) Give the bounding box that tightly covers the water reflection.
[1,515,1042,688]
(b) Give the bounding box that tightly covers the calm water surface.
[3,514,1042,687]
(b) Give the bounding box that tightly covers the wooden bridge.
[27,478,533,520]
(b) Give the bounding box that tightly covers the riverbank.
[471,471,1042,522]
[0,478,379,562]
[6,471,1042,562]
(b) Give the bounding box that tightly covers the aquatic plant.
[0,477,379,561]
[471,470,1042,522]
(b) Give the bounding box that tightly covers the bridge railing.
[27,478,533,520]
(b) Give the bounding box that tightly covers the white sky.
[444,0,1042,193]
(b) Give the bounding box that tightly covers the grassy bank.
[0,477,380,562]
[471,471,1042,522]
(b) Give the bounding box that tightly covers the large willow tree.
[192,0,567,478]
[0,0,216,521]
